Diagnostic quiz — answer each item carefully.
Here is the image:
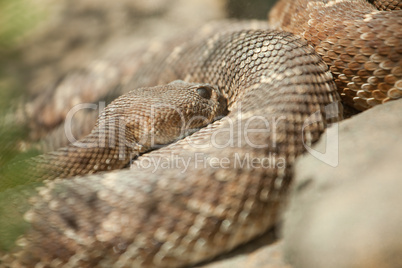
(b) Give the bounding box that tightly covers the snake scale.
[0,0,401,267]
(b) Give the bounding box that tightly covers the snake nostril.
[196,86,213,99]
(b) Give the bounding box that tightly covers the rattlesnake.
[0,0,401,267]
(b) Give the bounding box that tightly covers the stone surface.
[198,230,290,268]
[283,99,402,268]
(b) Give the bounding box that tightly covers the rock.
[198,230,290,268]
[282,99,402,268]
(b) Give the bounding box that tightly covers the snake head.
[97,81,228,148]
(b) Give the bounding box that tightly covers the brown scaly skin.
[269,0,402,111]
[0,1,401,267]
[369,0,402,10]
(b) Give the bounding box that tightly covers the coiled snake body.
[0,0,401,267]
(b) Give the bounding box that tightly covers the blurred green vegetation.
[0,0,44,167]
[0,0,47,251]
[0,0,44,49]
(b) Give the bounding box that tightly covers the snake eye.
[196,86,213,99]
